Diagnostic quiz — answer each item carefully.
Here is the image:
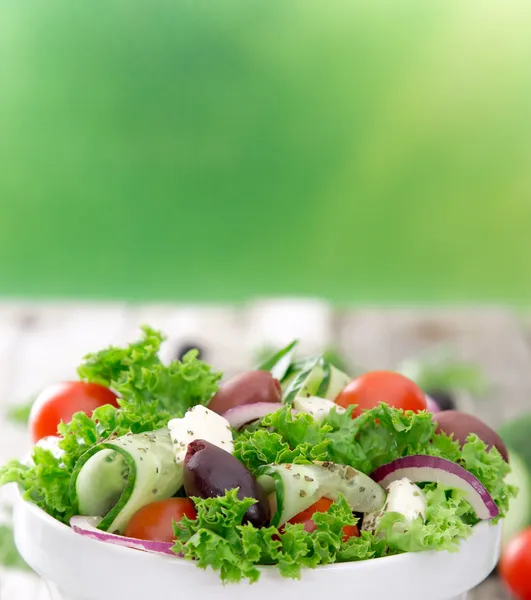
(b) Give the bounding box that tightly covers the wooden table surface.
[1,299,527,599]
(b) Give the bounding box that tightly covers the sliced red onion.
[222,402,284,429]
[426,395,440,414]
[70,516,175,556]
[371,455,499,520]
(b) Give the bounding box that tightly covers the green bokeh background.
[1,1,531,304]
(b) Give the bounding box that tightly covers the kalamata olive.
[426,389,456,412]
[434,410,509,462]
[207,370,282,415]
[184,439,271,527]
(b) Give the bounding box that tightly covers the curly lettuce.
[0,327,220,524]
[172,489,384,583]
[78,325,221,432]
[235,404,513,516]
[375,483,473,554]
[233,403,515,569]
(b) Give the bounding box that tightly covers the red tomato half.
[29,381,119,443]
[335,371,427,418]
[500,528,531,600]
[287,498,359,542]
[124,498,197,543]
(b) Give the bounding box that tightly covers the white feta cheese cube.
[293,396,345,422]
[168,405,234,466]
[362,477,427,533]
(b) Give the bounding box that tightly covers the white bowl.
[14,496,502,600]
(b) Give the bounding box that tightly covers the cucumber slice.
[280,360,311,393]
[74,449,129,516]
[284,360,351,404]
[256,464,324,526]
[321,364,351,400]
[283,359,324,404]
[259,343,352,405]
[256,462,386,526]
[71,428,183,534]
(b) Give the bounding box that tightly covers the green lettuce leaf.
[172,490,379,583]
[235,403,515,522]
[235,403,442,475]
[459,434,514,520]
[376,483,472,553]
[77,325,163,385]
[79,326,221,432]
[0,448,73,523]
[234,408,331,472]
[324,403,442,472]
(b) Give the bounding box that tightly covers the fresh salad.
[0,327,516,583]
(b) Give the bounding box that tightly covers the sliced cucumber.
[256,462,386,526]
[313,462,386,511]
[315,361,332,397]
[256,464,323,526]
[74,449,129,516]
[323,364,351,400]
[284,360,351,404]
[71,428,183,534]
[259,343,352,406]
[283,359,324,404]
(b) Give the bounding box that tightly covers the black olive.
[184,439,271,527]
[426,389,456,412]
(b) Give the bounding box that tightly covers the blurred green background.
[1,0,531,304]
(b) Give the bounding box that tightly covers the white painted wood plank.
[245,297,335,360]
[0,302,134,599]
[0,305,32,485]
[0,570,48,600]
[5,302,130,409]
[122,303,248,379]
[0,304,25,404]
[338,307,531,428]
[0,302,132,490]
[470,577,510,600]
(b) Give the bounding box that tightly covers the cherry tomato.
[335,371,427,418]
[29,381,119,443]
[500,528,531,600]
[124,498,197,543]
[286,498,359,542]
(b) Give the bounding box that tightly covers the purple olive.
[207,370,282,415]
[184,439,271,527]
[426,389,456,412]
[434,410,509,462]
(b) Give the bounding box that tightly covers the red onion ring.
[371,455,499,520]
[70,515,175,556]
